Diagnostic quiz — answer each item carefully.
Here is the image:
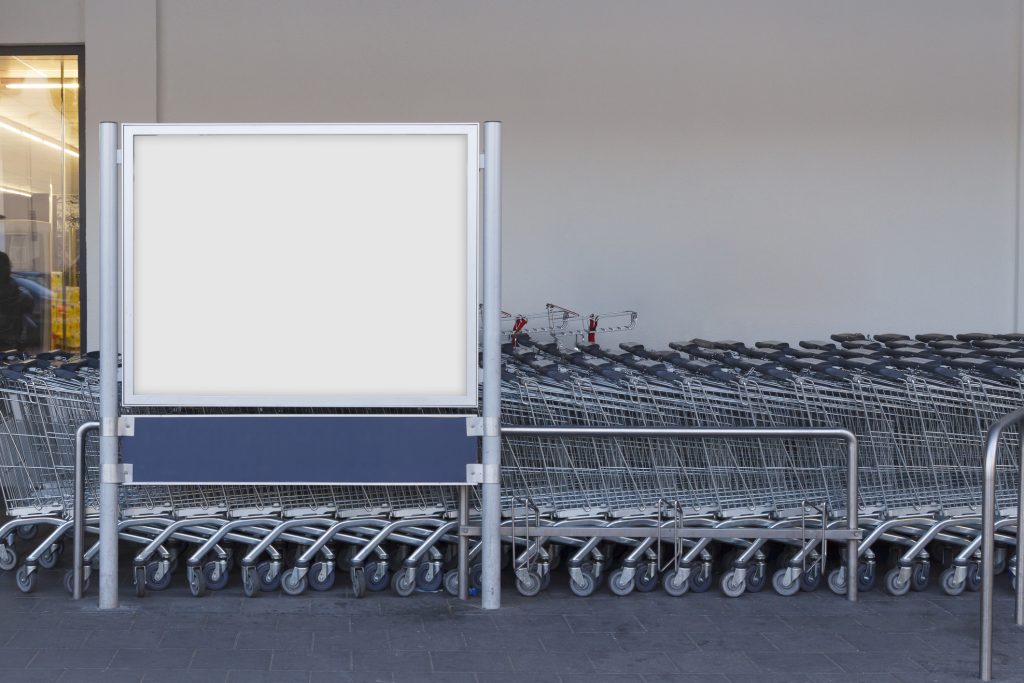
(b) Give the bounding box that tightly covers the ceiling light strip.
[0,119,78,158]
[0,185,32,198]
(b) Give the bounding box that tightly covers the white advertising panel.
[122,124,478,407]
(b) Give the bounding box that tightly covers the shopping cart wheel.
[910,563,930,592]
[966,562,982,592]
[771,568,800,597]
[569,571,596,597]
[145,561,172,591]
[827,568,846,595]
[859,563,876,592]
[800,563,822,592]
[415,562,442,592]
[608,568,634,597]
[38,542,63,570]
[635,564,659,593]
[515,570,543,597]
[256,561,282,592]
[883,568,911,596]
[63,569,91,596]
[662,570,688,597]
[365,560,390,592]
[0,543,17,571]
[309,561,336,592]
[689,563,713,593]
[719,570,746,598]
[15,525,37,541]
[15,566,35,593]
[746,563,767,593]
[392,570,416,597]
[188,566,208,598]
[203,560,230,591]
[443,568,459,597]
[242,566,258,597]
[994,549,1007,575]
[281,568,307,596]
[351,568,367,598]
[939,567,965,596]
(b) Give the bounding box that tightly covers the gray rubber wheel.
[720,570,746,598]
[608,568,634,596]
[771,568,800,597]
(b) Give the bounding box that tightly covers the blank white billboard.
[122,124,478,407]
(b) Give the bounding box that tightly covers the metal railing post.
[73,421,100,599]
[979,405,1024,680]
[98,121,120,610]
[480,121,502,610]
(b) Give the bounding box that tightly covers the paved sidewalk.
[0,559,1021,682]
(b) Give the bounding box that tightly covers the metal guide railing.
[979,405,1024,680]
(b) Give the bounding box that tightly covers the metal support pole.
[73,421,100,599]
[480,121,502,610]
[846,432,859,603]
[1016,430,1024,628]
[458,486,469,601]
[98,121,120,610]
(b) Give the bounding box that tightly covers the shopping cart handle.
[0,368,23,380]
[916,333,955,343]
[754,340,790,350]
[714,340,746,351]
[618,342,646,355]
[874,333,910,343]
[956,332,996,342]
[830,333,867,343]
[841,340,883,351]
[799,340,838,351]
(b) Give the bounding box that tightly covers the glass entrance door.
[0,49,82,353]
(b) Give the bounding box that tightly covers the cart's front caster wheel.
[0,543,17,571]
[720,570,746,598]
[911,562,930,592]
[146,561,172,591]
[443,568,459,597]
[256,561,281,592]
[662,570,688,597]
[746,563,767,593]
[884,567,911,596]
[827,568,847,595]
[415,562,443,592]
[392,570,416,597]
[940,567,965,596]
[515,571,543,597]
[281,568,307,596]
[365,560,390,592]
[242,566,258,597]
[188,566,207,597]
[15,566,35,594]
[16,525,37,541]
[966,562,982,592]
[569,571,596,597]
[308,561,335,592]
[772,568,801,597]
[38,543,62,570]
[635,564,659,593]
[351,567,367,598]
[203,561,230,591]
[689,563,713,593]
[64,568,91,596]
[859,563,876,592]
[801,562,822,592]
[133,565,147,598]
[994,548,1008,576]
[608,568,634,596]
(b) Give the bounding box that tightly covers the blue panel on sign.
[121,416,477,484]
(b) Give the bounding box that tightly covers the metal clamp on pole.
[72,421,100,600]
[979,405,1024,680]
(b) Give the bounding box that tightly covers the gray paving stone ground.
[0,552,1022,682]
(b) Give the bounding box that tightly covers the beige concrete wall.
[3,0,1023,346]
